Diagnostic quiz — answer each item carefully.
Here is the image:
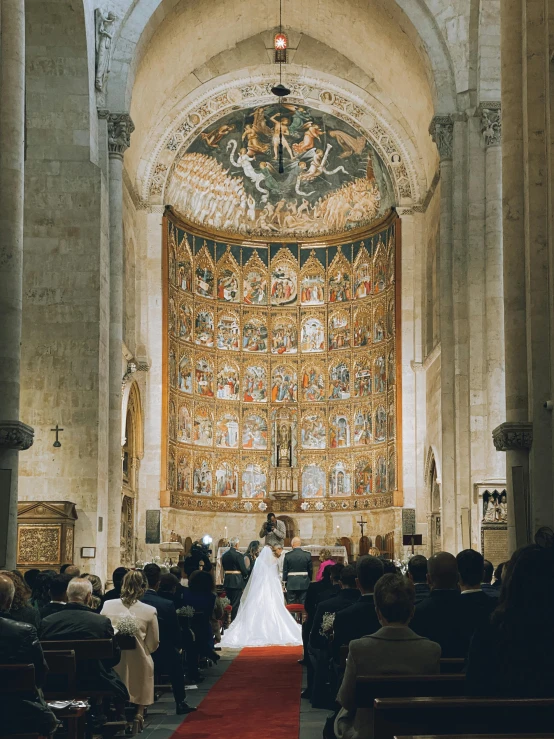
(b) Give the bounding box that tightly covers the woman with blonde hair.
[101,571,159,729]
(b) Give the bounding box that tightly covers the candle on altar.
[224,526,228,540]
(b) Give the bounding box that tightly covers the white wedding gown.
[220,545,303,648]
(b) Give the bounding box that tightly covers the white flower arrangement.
[219,596,231,608]
[258,501,267,511]
[116,614,139,637]
[176,605,195,617]
[319,612,335,637]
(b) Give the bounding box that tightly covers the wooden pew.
[0,664,40,739]
[43,650,87,739]
[373,697,554,739]
[355,674,466,706]
[339,643,465,674]
[396,734,554,739]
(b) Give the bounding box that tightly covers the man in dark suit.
[332,555,383,662]
[39,573,72,618]
[102,567,128,603]
[40,578,129,704]
[141,563,196,715]
[0,575,58,736]
[456,549,496,633]
[481,559,499,598]
[283,537,313,605]
[411,552,470,657]
[408,554,430,603]
[221,537,248,620]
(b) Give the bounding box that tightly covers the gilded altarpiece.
[162,212,401,513]
[17,502,78,571]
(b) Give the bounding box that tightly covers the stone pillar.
[107,113,134,577]
[0,0,34,568]
[430,116,456,552]
[479,104,506,481]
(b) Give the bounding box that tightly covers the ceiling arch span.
[134,66,427,212]
[108,0,456,116]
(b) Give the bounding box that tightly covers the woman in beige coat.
[101,571,159,728]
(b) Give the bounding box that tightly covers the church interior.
[1,0,554,736]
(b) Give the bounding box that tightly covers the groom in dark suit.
[222,537,248,620]
[283,537,313,604]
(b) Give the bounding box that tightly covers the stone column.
[107,113,134,577]
[0,0,34,568]
[479,104,506,481]
[430,115,456,552]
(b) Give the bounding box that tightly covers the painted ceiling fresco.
[166,104,395,238]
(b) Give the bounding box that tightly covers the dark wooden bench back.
[41,638,113,660]
[373,696,554,739]
[43,650,77,697]
[339,645,464,673]
[0,664,35,694]
[355,674,465,706]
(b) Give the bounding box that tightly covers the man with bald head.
[283,537,313,604]
[410,552,465,657]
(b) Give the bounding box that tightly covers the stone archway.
[425,447,441,555]
[121,382,143,565]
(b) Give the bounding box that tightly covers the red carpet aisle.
[170,647,303,739]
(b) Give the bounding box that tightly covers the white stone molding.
[429,115,454,161]
[424,445,441,486]
[492,421,533,452]
[95,8,117,93]
[108,113,135,158]
[137,70,422,208]
[0,421,34,451]
[411,342,441,373]
[478,102,501,147]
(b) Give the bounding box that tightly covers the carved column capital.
[0,421,34,451]
[478,102,501,146]
[108,113,134,158]
[429,115,454,161]
[492,421,532,451]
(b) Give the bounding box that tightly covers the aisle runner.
[170,647,303,739]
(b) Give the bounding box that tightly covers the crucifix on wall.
[357,516,367,538]
[51,424,64,448]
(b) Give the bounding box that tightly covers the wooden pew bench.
[339,644,465,674]
[373,697,554,739]
[42,650,87,739]
[0,664,45,739]
[355,674,466,706]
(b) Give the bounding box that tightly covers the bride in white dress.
[220,545,302,648]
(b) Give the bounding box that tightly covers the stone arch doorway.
[121,382,143,565]
[425,447,441,555]
[277,515,297,547]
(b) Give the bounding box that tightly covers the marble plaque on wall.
[145,509,161,544]
[481,526,508,568]
[402,508,416,536]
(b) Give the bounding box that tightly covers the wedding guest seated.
[169,566,187,606]
[156,573,201,683]
[379,558,398,574]
[410,552,467,657]
[0,570,41,628]
[40,574,72,618]
[457,549,496,632]
[481,559,499,598]
[492,560,507,591]
[40,578,129,708]
[103,567,129,604]
[336,573,441,739]
[535,525,554,549]
[31,570,58,612]
[0,575,58,737]
[467,544,554,696]
[24,568,41,592]
[60,564,81,577]
[407,555,430,603]
[332,555,384,662]
[141,563,196,715]
[86,574,104,613]
[316,549,336,581]
[301,563,335,670]
[101,571,159,729]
